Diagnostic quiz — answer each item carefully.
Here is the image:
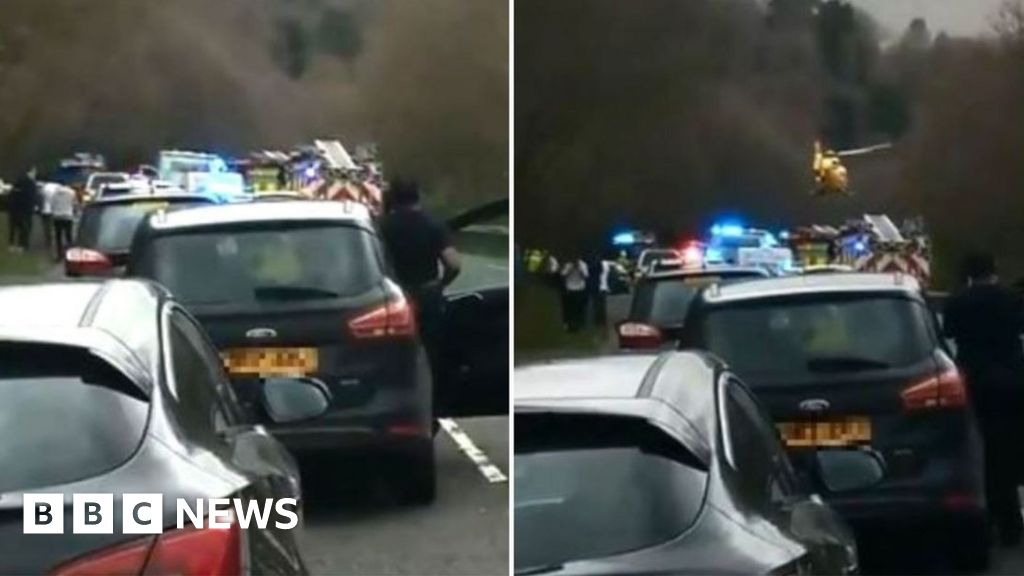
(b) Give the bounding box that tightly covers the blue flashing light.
[712,221,745,237]
[779,230,790,240]
[304,166,318,179]
[613,232,636,246]
[705,247,724,263]
[854,241,866,253]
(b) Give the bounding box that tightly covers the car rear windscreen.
[91,174,127,189]
[77,199,210,252]
[0,344,148,493]
[700,295,935,381]
[631,272,764,326]
[136,224,383,305]
[515,414,707,572]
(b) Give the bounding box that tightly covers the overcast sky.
[848,0,1009,38]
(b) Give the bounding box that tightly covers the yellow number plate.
[777,417,872,448]
[221,347,319,376]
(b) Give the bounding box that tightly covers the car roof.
[145,200,371,231]
[645,265,770,281]
[515,352,722,465]
[88,192,214,207]
[0,280,169,393]
[700,272,921,305]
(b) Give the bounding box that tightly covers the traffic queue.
[516,215,1020,575]
[0,147,509,574]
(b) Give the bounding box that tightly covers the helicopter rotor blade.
[835,142,894,158]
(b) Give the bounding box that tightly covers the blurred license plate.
[777,417,872,447]
[222,347,318,376]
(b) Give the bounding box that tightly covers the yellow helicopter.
[812,140,893,197]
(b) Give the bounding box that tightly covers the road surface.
[298,416,509,576]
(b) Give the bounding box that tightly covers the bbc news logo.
[23,494,299,534]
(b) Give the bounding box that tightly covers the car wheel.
[396,445,436,506]
[949,523,990,573]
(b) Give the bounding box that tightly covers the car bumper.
[830,491,986,533]
[265,388,432,454]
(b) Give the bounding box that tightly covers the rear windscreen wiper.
[253,285,340,300]
[806,356,890,372]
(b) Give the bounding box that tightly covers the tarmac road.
[297,416,509,576]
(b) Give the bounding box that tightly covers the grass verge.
[515,280,608,363]
[0,214,51,276]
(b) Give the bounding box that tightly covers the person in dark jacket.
[944,252,1024,546]
[379,179,462,419]
[8,167,38,252]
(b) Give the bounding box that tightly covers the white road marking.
[438,418,508,483]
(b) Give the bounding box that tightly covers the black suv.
[128,200,507,504]
[679,273,988,570]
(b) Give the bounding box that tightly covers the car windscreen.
[631,272,764,326]
[699,295,935,381]
[77,199,209,252]
[136,224,383,305]
[515,414,707,573]
[0,343,148,493]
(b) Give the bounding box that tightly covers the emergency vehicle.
[703,221,793,274]
[156,150,247,202]
[785,214,931,287]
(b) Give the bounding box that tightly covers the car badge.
[245,328,278,339]
[798,398,830,413]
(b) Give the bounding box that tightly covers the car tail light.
[942,492,978,510]
[901,368,967,411]
[143,519,242,576]
[50,537,153,575]
[65,248,112,272]
[51,517,243,576]
[349,294,417,339]
[617,322,662,349]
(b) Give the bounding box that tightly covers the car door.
[165,306,305,574]
[725,379,855,575]
[438,198,509,417]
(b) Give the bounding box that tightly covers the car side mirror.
[814,450,885,493]
[261,378,330,424]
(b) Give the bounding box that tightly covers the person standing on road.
[50,184,77,262]
[560,257,589,332]
[8,167,39,253]
[379,178,462,408]
[944,252,1024,547]
[38,180,56,252]
[593,255,627,327]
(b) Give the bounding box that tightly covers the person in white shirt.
[560,258,589,332]
[593,258,627,326]
[50,184,77,261]
[38,181,57,251]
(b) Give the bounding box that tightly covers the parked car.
[617,266,770,349]
[515,352,866,575]
[65,193,216,277]
[679,273,989,570]
[83,172,130,202]
[128,200,508,504]
[0,280,317,574]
